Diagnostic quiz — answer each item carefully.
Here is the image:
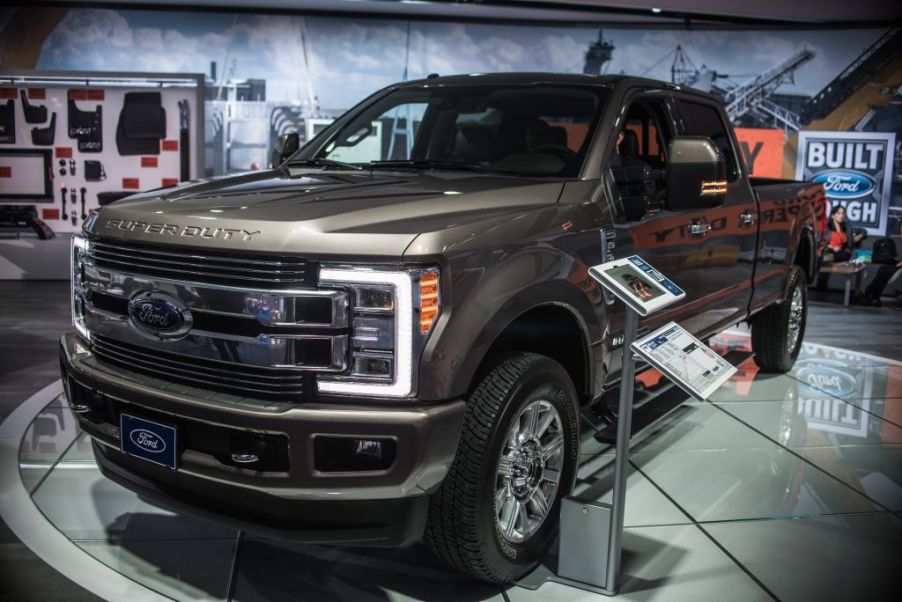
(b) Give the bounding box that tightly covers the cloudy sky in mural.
[37,9,887,110]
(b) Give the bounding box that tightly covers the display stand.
[520,255,733,595]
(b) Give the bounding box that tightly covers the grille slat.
[92,334,307,399]
[88,239,317,288]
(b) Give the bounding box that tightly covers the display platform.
[2,330,901,601]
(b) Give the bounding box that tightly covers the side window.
[607,99,674,220]
[678,101,739,181]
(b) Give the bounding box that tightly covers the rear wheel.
[425,352,579,583]
[751,266,807,372]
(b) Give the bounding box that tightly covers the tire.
[425,352,580,583]
[752,266,807,372]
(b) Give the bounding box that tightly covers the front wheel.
[425,353,580,583]
[751,266,807,372]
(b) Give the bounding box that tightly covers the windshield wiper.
[284,157,363,171]
[368,159,486,173]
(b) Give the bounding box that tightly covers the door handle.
[689,220,711,236]
[740,210,756,226]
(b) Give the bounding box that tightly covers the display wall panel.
[0,71,204,234]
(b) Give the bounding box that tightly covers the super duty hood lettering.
[105,218,260,241]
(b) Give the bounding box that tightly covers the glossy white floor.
[2,330,900,602]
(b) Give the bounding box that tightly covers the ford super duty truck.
[61,74,826,583]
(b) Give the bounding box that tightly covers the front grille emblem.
[128,291,193,341]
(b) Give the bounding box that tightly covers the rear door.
[676,98,759,334]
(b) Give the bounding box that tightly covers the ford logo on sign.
[128,291,193,340]
[129,429,167,454]
[812,170,876,199]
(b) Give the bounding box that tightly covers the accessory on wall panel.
[31,113,56,146]
[80,187,87,220]
[67,98,102,152]
[117,92,166,155]
[68,159,76,176]
[0,99,16,144]
[60,183,67,216]
[20,90,48,124]
[0,205,55,239]
[178,99,190,181]
[70,210,77,226]
[58,159,67,176]
[97,191,132,206]
[69,188,76,210]
[0,149,53,201]
[84,160,106,181]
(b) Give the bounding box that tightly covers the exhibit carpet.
[2,329,900,601]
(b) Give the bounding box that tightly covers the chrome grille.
[88,238,317,288]
[91,334,308,400]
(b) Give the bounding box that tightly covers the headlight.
[71,235,90,341]
[317,266,440,398]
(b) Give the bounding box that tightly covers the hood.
[89,169,564,258]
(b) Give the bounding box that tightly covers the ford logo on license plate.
[128,291,193,340]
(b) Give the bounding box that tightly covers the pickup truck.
[61,73,825,583]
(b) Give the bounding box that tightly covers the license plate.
[120,413,177,470]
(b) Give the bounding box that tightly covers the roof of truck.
[398,72,719,102]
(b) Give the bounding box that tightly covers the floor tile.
[794,445,902,511]
[19,403,79,466]
[628,403,777,453]
[631,446,883,522]
[797,340,900,369]
[231,538,504,602]
[509,524,770,602]
[32,461,236,542]
[714,398,902,447]
[77,539,236,601]
[57,432,98,464]
[18,403,80,494]
[708,367,801,404]
[703,513,902,601]
[573,455,689,527]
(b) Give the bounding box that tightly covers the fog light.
[313,435,397,472]
[352,354,392,377]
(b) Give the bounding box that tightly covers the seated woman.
[824,205,861,263]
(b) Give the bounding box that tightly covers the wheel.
[425,352,580,583]
[751,266,807,372]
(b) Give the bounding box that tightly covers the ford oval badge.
[129,429,167,454]
[812,170,876,200]
[128,291,193,340]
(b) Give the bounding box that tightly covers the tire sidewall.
[477,357,580,579]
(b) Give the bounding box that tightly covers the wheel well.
[473,305,589,403]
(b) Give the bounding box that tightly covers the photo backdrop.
[3,7,901,234]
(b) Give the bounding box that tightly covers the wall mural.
[28,9,902,233]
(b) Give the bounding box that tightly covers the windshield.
[295,83,609,178]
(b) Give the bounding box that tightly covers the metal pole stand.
[517,308,639,596]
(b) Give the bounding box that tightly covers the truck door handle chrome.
[689,220,711,236]
[740,210,756,226]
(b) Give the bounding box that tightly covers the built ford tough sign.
[61,74,825,584]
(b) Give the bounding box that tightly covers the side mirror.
[276,132,300,164]
[666,136,727,210]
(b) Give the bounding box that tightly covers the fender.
[417,276,602,402]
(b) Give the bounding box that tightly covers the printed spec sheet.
[632,322,737,400]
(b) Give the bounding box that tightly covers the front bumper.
[60,332,466,545]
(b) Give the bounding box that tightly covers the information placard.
[588,255,685,316]
[631,321,736,400]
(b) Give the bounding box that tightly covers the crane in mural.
[668,44,814,132]
[583,30,615,75]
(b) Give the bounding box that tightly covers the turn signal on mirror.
[420,272,439,334]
